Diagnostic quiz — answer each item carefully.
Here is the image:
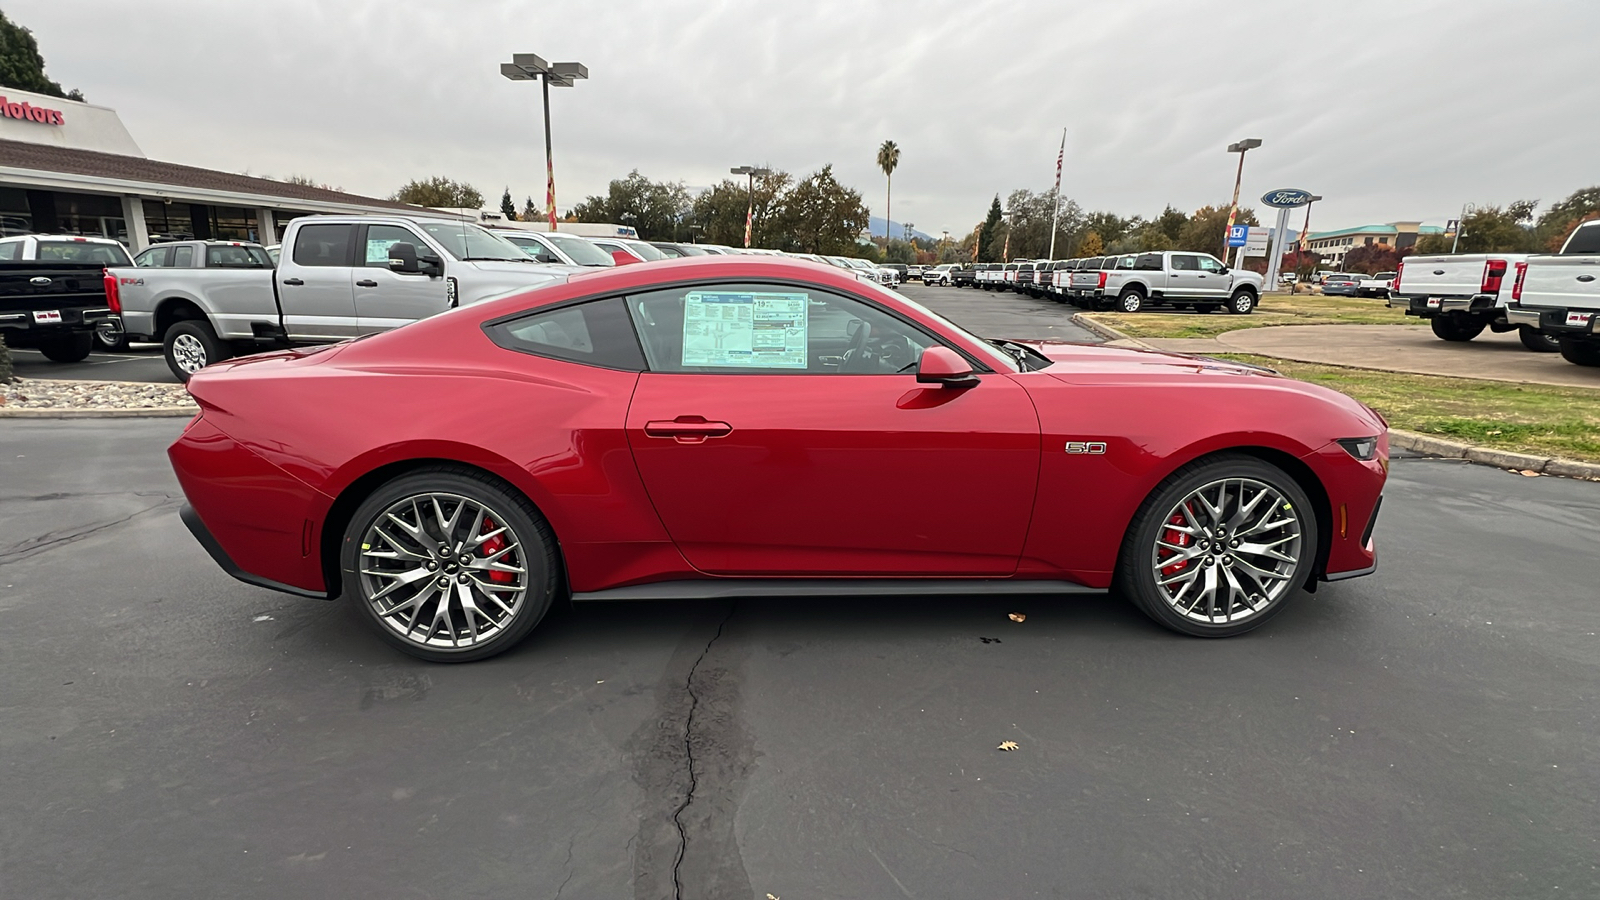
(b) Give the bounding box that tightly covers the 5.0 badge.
[1064,441,1107,455]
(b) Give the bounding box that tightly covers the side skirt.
[572,578,1105,602]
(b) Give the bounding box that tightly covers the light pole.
[501,53,588,231]
[1223,138,1263,258]
[1294,194,1323,292]
[730,165,770,248]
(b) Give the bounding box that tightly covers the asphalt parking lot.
[8,342,172,383]
[4,300,1597,898]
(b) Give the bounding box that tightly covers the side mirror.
[1216,266,1230,274]
[419,254,444,277]
[387,242,420,273]
[915,346,980,389]
[611,250,640,266]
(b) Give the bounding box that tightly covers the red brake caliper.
[478,517,514,585]
[1160,511,1190,578]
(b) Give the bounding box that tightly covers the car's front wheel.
[1117,455,1317,637]
[1226,289,1257,314]
[342,467,560,663]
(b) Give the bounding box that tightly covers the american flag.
[1054,131,1065,194]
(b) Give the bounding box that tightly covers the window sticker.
[366,239,399,265]
[682,291,809,368]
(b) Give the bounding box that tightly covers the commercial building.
[0,86,433,253]
[1303,221,1446,267]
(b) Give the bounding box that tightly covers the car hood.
[464,260,583,277]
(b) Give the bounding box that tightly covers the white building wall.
[0,87,144,157]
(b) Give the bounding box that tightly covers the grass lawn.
[1211,354,1600,462]
[1084,291,1422,340]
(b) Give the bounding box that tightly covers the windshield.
[544,232,616,266]
[418,222,528,262]
[623,239,668,261]
[35,240,133,265]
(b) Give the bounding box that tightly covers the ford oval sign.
[1261,189,1314,209]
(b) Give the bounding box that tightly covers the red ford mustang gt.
[170,256,1386,662]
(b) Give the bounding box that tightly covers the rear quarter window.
[487,297,645,371]
[1564,222,1600,255]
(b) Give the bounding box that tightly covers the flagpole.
[1047,128,1066,260]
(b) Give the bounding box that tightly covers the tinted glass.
[1135,253,1163,270]
[544,233,616,266]
[624,240,667,261]
[651,243,688,258]
[35,241,133,265]
[292,224,354,267]
[171,245,195,267]
[627,282,935,374]
[418,222,525,261]
[206,245,272,268]
[1565,223,1600,255]
[135,246,170,267]
[503,234,561,264]
[489,297,645,370]
[0,241,18,261]
[1170,254,1199,271]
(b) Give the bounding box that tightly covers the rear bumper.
[1507,305,1600,335]
[0,306,114,332]
[1394,295,1501,316]
[180,503,327,599]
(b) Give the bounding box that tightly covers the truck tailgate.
[1519,256,1600,311]
[1398,255,1490,298]
[0,263,109,326]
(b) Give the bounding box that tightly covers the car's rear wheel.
[1518,325,1559,353]
[1558,338,1600,367]
[1194,304,1218,314]
[342,467,560,663]
[163,319,231,382]
[1430,314,1486,342]
[1116,455,1317,638]
[1118,289,1145,313]
[37,332,94,362]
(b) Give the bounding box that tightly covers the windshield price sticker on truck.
[1566,312,1593,327]
[31,310,62,324]
[682,291,809,368]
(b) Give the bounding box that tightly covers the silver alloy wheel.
[1149,476,1304,624]
[1232,292,1254,313]
[171,332,207,374]
[358,492,528,650]
[1120,292,1142,313]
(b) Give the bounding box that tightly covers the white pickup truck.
[1505,220,1600,366]
[1388,252,1554,351]
[112,215,577,380]
[1098,250,1263,314]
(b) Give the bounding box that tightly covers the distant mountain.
[868,217,935,243]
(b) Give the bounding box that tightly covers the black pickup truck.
[0,262,117,362]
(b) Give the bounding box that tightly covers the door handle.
[644,416,733,443]
[356,279,378,287]
[282,278,304,286]
[1578,274,1596,283]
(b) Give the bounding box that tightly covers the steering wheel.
[841,319,874,372]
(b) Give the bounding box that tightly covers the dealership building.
[0,86,427,253]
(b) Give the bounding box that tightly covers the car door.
[623,280,1041,576]
[1166,253,1205,298]
[279,223,359,340]
[1194,254,1230,299]
[353,223,449,334]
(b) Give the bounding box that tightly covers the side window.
[487,297,644,371]
[171,245,195,267]
[1196,255,1226,273]
[206,245,268,268]
[516,239,560,264]
[292,224,355,267]
[1135,253,1163,271]
[135,246,170,267]
[362,225,426,268]
[627,283,936,375]
[0,241,20,261]
[1170,254,1199,271]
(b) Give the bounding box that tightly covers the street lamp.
[1222,138,1263,258]
[730,165,770,248]
[501,53,588,231]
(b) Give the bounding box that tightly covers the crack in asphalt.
[0,496,181,567]
[551,833,577,900]
[668,603,736,900]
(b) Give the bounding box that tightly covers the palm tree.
[876,140,900,240]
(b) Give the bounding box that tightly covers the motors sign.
[1261,189,1313,209]
[0,96,65,126]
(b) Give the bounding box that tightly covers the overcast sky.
[12,0,1598,236]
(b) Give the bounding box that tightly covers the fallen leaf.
[1486,429,1502,435]
[1008,613,1026,623]
[997,740,1019,751]
[1519,470,1541,477]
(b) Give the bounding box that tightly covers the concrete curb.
[0,406,195,419]
[1387,428,1600,480]
[1071,314,1152,348]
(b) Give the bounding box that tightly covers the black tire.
[340,466,561,663]
[1429,314,1486,342]
[1117,288,1145,314]
[37,332,94,363]
[93,322,129,352]
[1518,325,1559,353]
[1115,454,1318,638]
[162,319,231,382]
[1558,338,1600,367]
[1225,289,1257,314]
[1194,304,1219,314]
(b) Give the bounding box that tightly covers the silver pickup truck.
[112,215,577,380]
[1506,220,1600,366]
[1097,251,1264,314]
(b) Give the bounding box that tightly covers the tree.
[1453,201,1538,253]
[1154,205,1188,243]
[1077,231,1104,256]
[0,10,82,100]
[391,177,484,209]
[876,140,900,239]
[690,171,793,247]
[570,170,691,240]
[1133,222,1174,252]
[522,196,539,221]
[1536,187,1600,251]
[500,188,518,221]
[883,239,917,265]
[1342,243,1408,274]
[782,164,870,255]
[1413,232,1454,255]
[977,196,1004,262]
[1177,205,1257,255]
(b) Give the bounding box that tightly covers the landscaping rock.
[1464,447,1549,473]
[0,378,193,414]
[1542,458,1600,481]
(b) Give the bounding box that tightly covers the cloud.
[13,0,1597,236]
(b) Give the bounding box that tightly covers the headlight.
[1337,437,1379,461]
